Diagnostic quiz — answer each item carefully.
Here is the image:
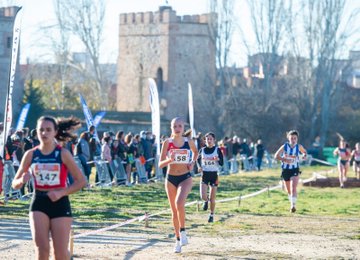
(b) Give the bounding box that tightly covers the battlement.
[119,6,215,25]
[0,6,20,18]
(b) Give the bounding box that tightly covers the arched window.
[156,67,163,92]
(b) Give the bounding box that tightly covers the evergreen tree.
[23,76,45,129]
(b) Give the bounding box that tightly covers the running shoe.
[174,240,181,253]
[208,214,214,223]
[290,206,296,213]
[180,231,188,246]
[202,200,208,211]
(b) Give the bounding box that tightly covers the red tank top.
[30,145,68,189]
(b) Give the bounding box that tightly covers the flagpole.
[1,7,23,160]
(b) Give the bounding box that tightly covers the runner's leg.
[29,211,51,260]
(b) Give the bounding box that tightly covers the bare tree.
[244,0,292,111]
[208,0,236,91]
[294,0,360,147]
[53,0,108,109]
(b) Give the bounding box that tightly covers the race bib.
[171,149,190,164]
[203,159,216,166]
[33,163,61,186]
[284,155,296,164]
[202,158,218,171]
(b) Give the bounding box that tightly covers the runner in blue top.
[274,130,307,213]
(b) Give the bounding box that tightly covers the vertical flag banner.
[148,78,161,156]
[188,83,196,138]
[16,103,31,130]
[1,7,23,159]
[93,111,106,128]
[79,94,100,142]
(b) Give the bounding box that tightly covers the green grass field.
[1,165,359,222]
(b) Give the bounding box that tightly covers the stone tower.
[0,6,23,121]
[117,6,216,132]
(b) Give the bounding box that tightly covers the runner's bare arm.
[11,150,33,190]
[299,145,307,159]
[274,145,285,162]
[158,139,173,168]
[187,138,198,170]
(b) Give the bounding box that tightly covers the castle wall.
[117,7,216,131]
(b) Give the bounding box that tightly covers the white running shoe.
[174,240,181,253]
[180,231,188,246]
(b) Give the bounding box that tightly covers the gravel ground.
[1,213,359,260]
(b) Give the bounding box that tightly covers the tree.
[293,0,360,147]
[208,0,236,93]
[23,76,45,129]
[244,0,292,111]
[52,0,108,109]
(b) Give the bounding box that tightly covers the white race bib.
[171,149,191,164]
[33,163,61,186]
[284,155,296,164]
[202,158,218,171]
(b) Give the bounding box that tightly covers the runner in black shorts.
[159,117,198,253]
[274,130,307,213]
[12,116,87,260]
[197,132,223,223]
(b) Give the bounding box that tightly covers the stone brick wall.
[117,6,216,132]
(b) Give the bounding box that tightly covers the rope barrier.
[310,157,337,167]
[69,167,335,256]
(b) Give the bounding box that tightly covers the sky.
[1,0,359,66]
[1,0,213,64]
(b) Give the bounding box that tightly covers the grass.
[1,165,359,222]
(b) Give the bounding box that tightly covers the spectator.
[239,138,250,171]
[255,139,265,171]
[101,136,113,181]
[141,131,155,179]
[74,131,91,182]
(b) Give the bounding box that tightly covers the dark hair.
[30,129,37,138]
[37,116,81,142]
[205,132,216,139]
[287,130,299,138]
[89,125,95,132]
[115,130,124,140]
[79,131,90,141]
[103,136,110,143]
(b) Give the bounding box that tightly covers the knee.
[201,194,208,200]
[35,244,50,259]
[175,200,185,211]
[53,249,70,260]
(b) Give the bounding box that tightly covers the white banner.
[148,78,160,156]
[16,103,31,130]
[188,83,196,138]
[1,7,23,159]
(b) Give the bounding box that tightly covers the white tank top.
[201,147,220,172]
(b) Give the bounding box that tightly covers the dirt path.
[1,213,359,259]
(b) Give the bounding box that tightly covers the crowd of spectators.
[1,125,275,197]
